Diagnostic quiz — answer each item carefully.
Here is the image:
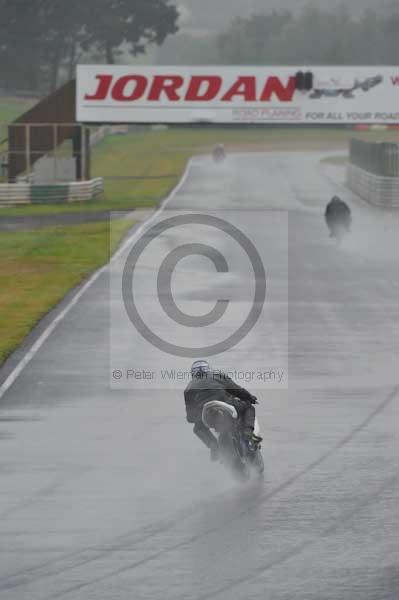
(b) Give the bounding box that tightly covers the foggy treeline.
[1,0,398,95]
[0,0,178,93]
[159,4,399,66]
[177,0,394,33]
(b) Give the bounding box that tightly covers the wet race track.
[1,153,399,600]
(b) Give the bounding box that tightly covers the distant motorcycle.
[325,196,352,245]
[212,144,226,164]
[202,400,264,482]
[328,220,351,245]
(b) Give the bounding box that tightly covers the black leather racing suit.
[325,198,351,233]
[184,370,257,451]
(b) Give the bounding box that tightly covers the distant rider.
[325,195,352,236]
[184,360,258,461]
[212,143,226,163]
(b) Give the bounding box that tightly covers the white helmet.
[191,360,211,376]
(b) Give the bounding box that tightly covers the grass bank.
[0,96,36,126]
[3,125,395,217]
[0,218,134,365]
[320,155,348,166]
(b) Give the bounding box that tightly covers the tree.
[380,12,399,64]
[82,0,179,64]
[156,33,220,65]
[0,0,179,93]
[0,0,43,91]
[0,1,88,92]
[217,11,293,64]
[42,2,87,91]
[214,4,398,67]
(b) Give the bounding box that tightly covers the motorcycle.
[212,144,226,164]
[325,201,352,246]
[202,400,264,482]
[327,217,351,245]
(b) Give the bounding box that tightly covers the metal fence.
[0,123,89,183]
[350,138,399,177]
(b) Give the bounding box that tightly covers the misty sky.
[178,0,393,33]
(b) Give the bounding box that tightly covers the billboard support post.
[53,124,58,181]
[25,124,31,180]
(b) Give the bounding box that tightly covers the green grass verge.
[0,96,37,160]
[321,155,348,165]
[92,126,351,206]
[0,96,36,124]
[0,218,135,365]
[1,126,399,216]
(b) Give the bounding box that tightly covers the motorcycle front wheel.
[251,449,265,475]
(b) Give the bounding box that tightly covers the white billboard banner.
[76,65,399,124]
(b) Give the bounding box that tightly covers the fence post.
[25,124,31,180]
[73,126,82,181]
[84,127,91,180]
[53,124,58,181]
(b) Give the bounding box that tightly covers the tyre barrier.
[0,177,104,205]
[347,163,399,208]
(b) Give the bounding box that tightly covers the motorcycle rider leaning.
[184,360,259,462]
[325,195,352,236]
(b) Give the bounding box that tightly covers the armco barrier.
[347,164,399,208]
[348,139,399,207]
[0,178,104,205]
[350,138,399,177]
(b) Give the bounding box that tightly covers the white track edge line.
[0,158,194,400]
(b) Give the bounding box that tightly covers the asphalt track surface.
[1,153,399,600]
